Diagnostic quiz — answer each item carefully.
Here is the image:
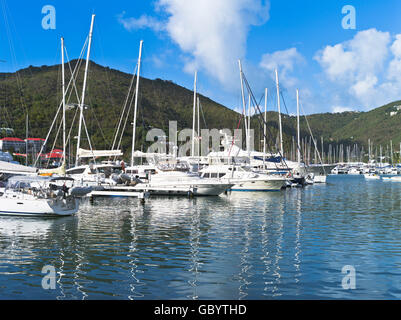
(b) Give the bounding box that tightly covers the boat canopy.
[6,175,53,189]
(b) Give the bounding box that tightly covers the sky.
[0,0,401,116]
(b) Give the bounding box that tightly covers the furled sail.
[77,148,123,158]
[38,161,66,176]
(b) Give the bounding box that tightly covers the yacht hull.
[146,183,231,196]
[0,197,79,217]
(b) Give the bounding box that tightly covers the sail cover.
[77,148,123,158]
[0,160,37,175]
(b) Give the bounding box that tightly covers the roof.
[44,152,63,159]
[0,137,24,142]
[25,138,45,141]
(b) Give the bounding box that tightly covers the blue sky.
[1,0,401,115]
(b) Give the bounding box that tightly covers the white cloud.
[259,47,305,87]
[315,28,390,83]
[391,34,401,58]
[315,29,401,110]
[388,34,401,82]
[118,12,163,32]
[119,0,270,89]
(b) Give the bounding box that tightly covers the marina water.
[1,174,401,299]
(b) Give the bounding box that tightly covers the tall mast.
[296,89,301,165]
[76,14,95,166]
[61,37,66,166]
[321,136,324,164]
[275,69,283,155]
[247,94,251,152]
[25,113,28,166]
[263,88,267,166]
[191,71,197,157]
[238,60,248,151]
[197,96,200,157]
[130,40,143,167]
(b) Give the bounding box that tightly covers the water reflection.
[4,176,401,299]
[187,202,201,300]
[128,208,145,299]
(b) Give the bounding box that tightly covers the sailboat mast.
[275,69,283,155]
[296,89,301,165]
[197,96,200,157]
[247,94,251,152]
[238,60,248,151]
[76,14,95,166]
[61,37,66,166]
[263,88,267,166]
[130,40,143,167]
[25,113,28,166]
[191,71,197,157]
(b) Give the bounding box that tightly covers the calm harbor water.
[1,174,401,300]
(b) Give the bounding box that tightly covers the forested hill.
[0,60,400,161]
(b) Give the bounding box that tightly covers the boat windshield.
[6,176,51,191]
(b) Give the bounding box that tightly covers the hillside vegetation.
[0,60,400,162]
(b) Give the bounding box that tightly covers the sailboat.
[121,47,232,197]
[62,15,123,183]
[0,37,91,216]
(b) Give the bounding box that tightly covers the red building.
[0,137,25,153]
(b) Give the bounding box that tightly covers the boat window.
[211,173,218,178]
[218,173,225,178]
[67,168,86,175]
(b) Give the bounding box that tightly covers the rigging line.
[241,72,287,171]
[1,0,27,118]
[33,43,87,167]
[65,46,86,105]
[116,85,137,154]
[139,90,146,137]
[111,63,138,151]
[2,0,33,78]
[228,107,245,157]
[94,20,116,112]
[81,112,100,175]
[88,96,111,147]
[114,85,137,162]
[280,90,305,162]
[228,91,247,157]
[65,107,79,162]
[299,100,326,175]
[198,99,208,129]
[45,116,63,169]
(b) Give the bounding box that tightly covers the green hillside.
[0,60,240,160]
[0,60,400,164]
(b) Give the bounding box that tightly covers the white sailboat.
[0,176,82,216]
[63,15,124,184]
